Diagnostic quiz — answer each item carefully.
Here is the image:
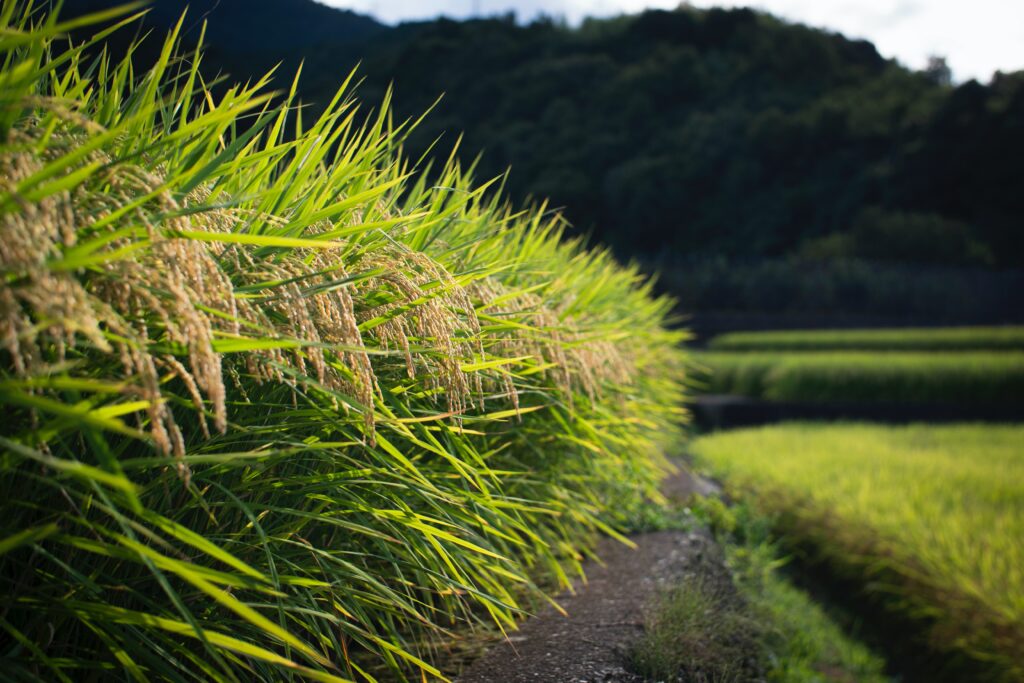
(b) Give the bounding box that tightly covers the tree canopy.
[66,0,1024,319]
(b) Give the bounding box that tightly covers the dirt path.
[457,468,729,683]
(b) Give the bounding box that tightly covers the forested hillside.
[361,11,1024,267]
[65,0,1024,321]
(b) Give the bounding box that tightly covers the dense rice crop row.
[694,351,1024,403]
[690,423,1024,681]
[708,326,1024,352]
[0,5,688,681]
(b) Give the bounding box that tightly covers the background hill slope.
[64,1,1024,324]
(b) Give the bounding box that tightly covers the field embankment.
[709,326,1024,352]
[693,351,1024,404]
[0,5,687,681]
[691,423,1024,681]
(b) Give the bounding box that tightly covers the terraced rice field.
[691,423,1024,681]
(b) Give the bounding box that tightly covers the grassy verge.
[0,4,687,681]
[709,326,1024,352]
[690,423,1024,681]
[693,351,1024,403]
[630,497,889,683]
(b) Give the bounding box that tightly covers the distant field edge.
[692,350,1024,404]
[708,325,1024,351]
[689,394,1024,429]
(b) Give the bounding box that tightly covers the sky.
[323,0,1024,83]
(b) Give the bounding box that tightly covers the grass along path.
[679,497,890,683]
[690,423,1024,681]
[459,468,890,682]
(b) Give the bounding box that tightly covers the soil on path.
[457,468,731,683]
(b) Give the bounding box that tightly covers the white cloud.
[725,0,1024,81]
[323,0,1024,81]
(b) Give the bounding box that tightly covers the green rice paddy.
[691,423,1024,681]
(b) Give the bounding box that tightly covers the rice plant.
[0,3,689,680]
